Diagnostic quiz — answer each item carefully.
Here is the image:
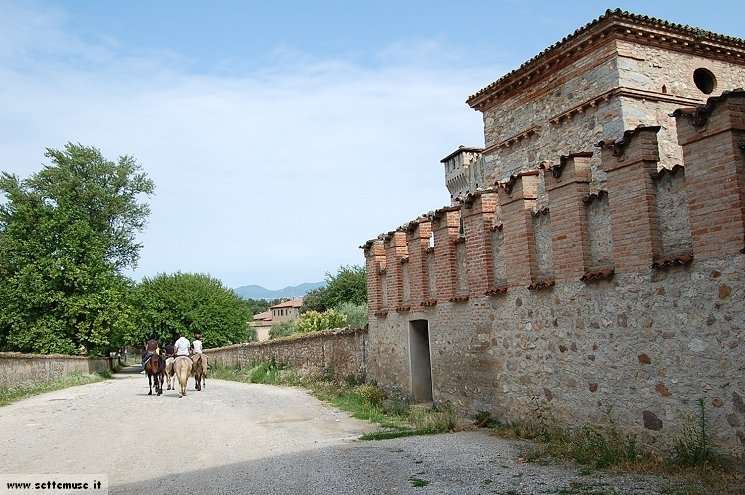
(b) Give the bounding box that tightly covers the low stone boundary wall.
[0,352,114,388]
[204,327,368,381]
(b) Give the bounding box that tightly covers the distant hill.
[234,281,325,300]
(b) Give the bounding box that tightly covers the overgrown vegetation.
[484,398,740,494]
[132,272,252,348]
[210,361,457,439]
[295,309,347,333]
[0,372,109,407]
[269,321,297,339]
[335,301,368,328]
[671,398,720,468]
[267,303,367,340]
[302,265,366,313]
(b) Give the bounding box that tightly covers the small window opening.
[428,232,435,248]
[693,68,717,94]
[458,217,465,238]
[661,84,667,94]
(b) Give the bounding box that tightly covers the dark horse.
[192,354,207,392]
[144,351,165,396]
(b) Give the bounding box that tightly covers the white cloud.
[0,1,500,288]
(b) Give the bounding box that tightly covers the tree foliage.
[302,265,366,313]
[132,272,252,348]
[240,297,271,316]
[0,144,153,355]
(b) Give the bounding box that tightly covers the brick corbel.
[499,171,540,287]
[673,90,745,259]
[362,240,386,316]
[598,126,662,273]
[544,152,594,281]
[405,218,432,310]
[432,206,460,302]
[462,190,499,296]
[383,231,408,311]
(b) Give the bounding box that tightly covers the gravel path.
[0,371,707,494]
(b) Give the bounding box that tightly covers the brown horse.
[144,351,165,396]
[191,354,207,391]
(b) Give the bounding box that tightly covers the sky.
[2,1,743,289]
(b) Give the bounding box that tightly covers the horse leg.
[148,373,152,396]
[157,373,162,395]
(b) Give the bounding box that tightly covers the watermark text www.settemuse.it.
[1,475,108,495]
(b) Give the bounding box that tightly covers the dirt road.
[0,371,705,494]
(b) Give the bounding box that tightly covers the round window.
[693,68,717,94]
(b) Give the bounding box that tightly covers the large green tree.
[132,272,252,348]
[302,265,367,313]
[0,144,153,355]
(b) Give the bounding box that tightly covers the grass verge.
[487,409,743,494]
[0,372,109,407]
[210,361,457,439]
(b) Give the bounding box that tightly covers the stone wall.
[363,91,745,455]
[0,352,114,389]
[447,12,745,201]
[481,41,623,185]
[204,328,368,381]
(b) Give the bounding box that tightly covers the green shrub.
[354,384,386,407]
[295,309,347,333]
[514,422,641,469]
[269,321,297,339]
[672,398,720,467]
[409,403,457,433]
[335,302,368,329]
[247,360,282,383]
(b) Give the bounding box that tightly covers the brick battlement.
[362,91,745,454]
[364,92,745,307]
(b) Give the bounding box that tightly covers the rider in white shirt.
[192,333,203,354]
[174,334,191,357]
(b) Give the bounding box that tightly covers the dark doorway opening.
[409,320,433,403]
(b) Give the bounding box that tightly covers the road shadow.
[110,432,697,495]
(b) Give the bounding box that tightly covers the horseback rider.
[141,338,158,367]
[191,333,203,355]
[164,340,175,358]
[173,332,191,360]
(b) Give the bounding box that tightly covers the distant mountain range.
[233,281,325,300]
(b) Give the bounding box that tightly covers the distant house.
[250,310,274,342]
[270,298,303,323]
[249,298,303,342]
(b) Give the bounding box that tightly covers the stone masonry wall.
[0,352,114,388]
[363,91,745,455]
[481,40,623,186]
[477,39,745,193]
[204,328,368,381]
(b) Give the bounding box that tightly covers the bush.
[409,403,458,434]
[269,321,297,339]
[302,265,366,312]
[672,398,721,467]
[335,302,368,329]
[295,309,347,333]
[354,384,386,407]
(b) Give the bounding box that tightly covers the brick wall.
[363,91,745,455]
